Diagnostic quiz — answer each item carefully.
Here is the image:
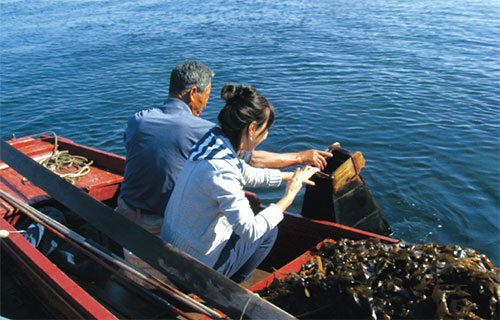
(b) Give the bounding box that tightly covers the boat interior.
[0,135,395,319]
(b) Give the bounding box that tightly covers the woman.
[161,84,319,283]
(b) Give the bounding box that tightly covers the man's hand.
[251,149,333,169]
[297,150,333,170]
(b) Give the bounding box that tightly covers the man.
[117,60,332,236]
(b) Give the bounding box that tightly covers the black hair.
[169,60,214,96]
[218,84,275,152]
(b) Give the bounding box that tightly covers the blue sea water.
[1,0,499,273]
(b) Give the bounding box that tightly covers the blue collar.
[188,127,243,172]
[161,98,192,114]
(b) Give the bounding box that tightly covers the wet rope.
[26,131,93,185]
[315,171,333,179]
[240,293,259,320]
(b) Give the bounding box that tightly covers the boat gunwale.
[0,217,118,319]
[0,135,397,319]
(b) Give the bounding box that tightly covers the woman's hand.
[285,166,320,197]
[277,166,320,212]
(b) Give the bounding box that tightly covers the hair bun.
[221,83,236,102]
[235,85,255,100]
[221,84,258,104]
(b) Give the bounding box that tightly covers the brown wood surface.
[332,151,365,193]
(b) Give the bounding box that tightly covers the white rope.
[22,131,93,185]
[240,292,259,320]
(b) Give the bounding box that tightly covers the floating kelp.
[257,238,500,319]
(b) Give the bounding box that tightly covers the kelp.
[257,238,500,319]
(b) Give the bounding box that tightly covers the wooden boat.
[301,145,391,236]
[0,134,396,319]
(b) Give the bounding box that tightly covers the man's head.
[169,60,214,117]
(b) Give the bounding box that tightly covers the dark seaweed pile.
[257,238,500,319]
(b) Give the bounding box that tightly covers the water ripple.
[1,0,499,264]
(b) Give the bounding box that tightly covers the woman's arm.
[211,166,282,242]
[211,163,319,242]
[276,166,319,212]
[241,161,282,188]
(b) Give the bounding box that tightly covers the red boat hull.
[1,218,116,319]
[0,135,396,319]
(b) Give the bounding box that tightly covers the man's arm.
[251,150,333,170]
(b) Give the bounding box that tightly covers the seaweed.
[257,238,500,319]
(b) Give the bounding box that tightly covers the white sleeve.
[241,161,281,188]
[210,165,283,242]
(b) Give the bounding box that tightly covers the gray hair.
[169,60,214,96]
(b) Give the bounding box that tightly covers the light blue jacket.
[161,132,282,267]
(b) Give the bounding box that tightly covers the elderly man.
[117,60,332,236]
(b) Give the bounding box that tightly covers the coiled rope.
[27,131,93,185]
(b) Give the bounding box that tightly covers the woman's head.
[218,84,275,153]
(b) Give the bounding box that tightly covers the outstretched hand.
[276,166,320,212]
[298,150,333,170]
[285,166,320,198]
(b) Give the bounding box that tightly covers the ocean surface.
[1,0,499,305]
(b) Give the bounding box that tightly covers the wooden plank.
[0,143,123,216]
[0,167,51,216]
[0,139,295,320]
[332,151,365,193]
[41,136,126,173]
